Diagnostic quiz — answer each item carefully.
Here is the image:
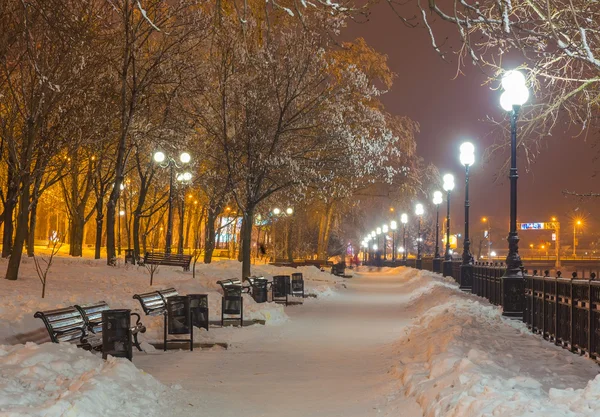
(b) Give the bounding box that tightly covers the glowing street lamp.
[153,150,192,254]
[442,174,455,277]
[432,191,443,272]
[499,69,530,317]
[415,203,424,269]
[573,219,583,257]
[459,142,475,290]
[382,224,389,260]
[401,213,408,263]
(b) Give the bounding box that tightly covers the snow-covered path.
[135,271,424,417]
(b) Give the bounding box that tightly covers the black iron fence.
[413,258,600,363]
[524,273,600,360]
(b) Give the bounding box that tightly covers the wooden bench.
[34,306,93,348]
[75,301,145,351]
[143,252,192,271]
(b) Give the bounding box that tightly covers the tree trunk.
[94,199,103,259]
[203,209,217,263]
[286,219,293,262]
[2,161,18,258]
[69,211,85,257]
[5,175,31,280]
[317,202,335,260]
[241,205,255,279]
[27,199,38,257]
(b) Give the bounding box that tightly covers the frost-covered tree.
[186,4,421,277]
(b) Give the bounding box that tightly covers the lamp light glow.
[273,208,281,215]
[180,152,191,164]
[286,207,293,215]
[153,151,165,163]
[390,220,397,230]
[433,190,443,205]
[401,213,408,224]
[376,227,382,235]
[382,224,389,233]
[459,142,475,167]
[415,203,424,216]
[443,174,455,191]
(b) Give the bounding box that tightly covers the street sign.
[519,222,545,230]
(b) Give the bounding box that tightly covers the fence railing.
[524,274,600,360]
[408,259,600,363]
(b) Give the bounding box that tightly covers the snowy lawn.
[0,256,342,346]
[2,264,600,417]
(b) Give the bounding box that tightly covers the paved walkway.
[135,272,424,417]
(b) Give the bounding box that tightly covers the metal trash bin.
[188,294,209,331]
[165,296,193,351]
[102,309,133,360]
[290,273,304,298]
[124,249,135,264]
[249,277,269,303]
[272,275,290,305]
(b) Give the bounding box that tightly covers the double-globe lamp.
[459,142,475,290]
[442,174,455,276]
[153,151,192,255]
[390,220,398,261]
[415,203,424,269]
[401,213,408,263]
[499,69,529,317]
[432,190,443,272]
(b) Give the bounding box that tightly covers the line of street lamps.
[361,69,530,318]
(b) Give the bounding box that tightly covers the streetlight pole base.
[501,273,524,318]
[433,257,443,273]
[442,260,453,278]
[459,264,473,291]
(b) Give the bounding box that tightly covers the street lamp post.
[382,224,389,261]
[376,227,382,266]
[176,173,193,254]
[401,213,408,264]
[499,69,530,318]
[459,142,475,290]
[573,220,582,257]
[153,151,191,255]
[390,221,397,262]
[442,174,455,277]
[432,191,443,273]
[415,203,424,269]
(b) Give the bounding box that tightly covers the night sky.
[344,2,600,250]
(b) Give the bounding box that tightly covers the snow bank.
[0,257,342,345]
[392,268,600,417]
[0,343,195,417]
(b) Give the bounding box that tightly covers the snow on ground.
[391,268,600,417]
[0,342,196,417]
[3,260,600,417]
[0,256,342,346]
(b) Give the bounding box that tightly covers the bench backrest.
[75,301,110,333]
[34,306,87,344]
[144,252,192,263]
[133,287,179,315]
